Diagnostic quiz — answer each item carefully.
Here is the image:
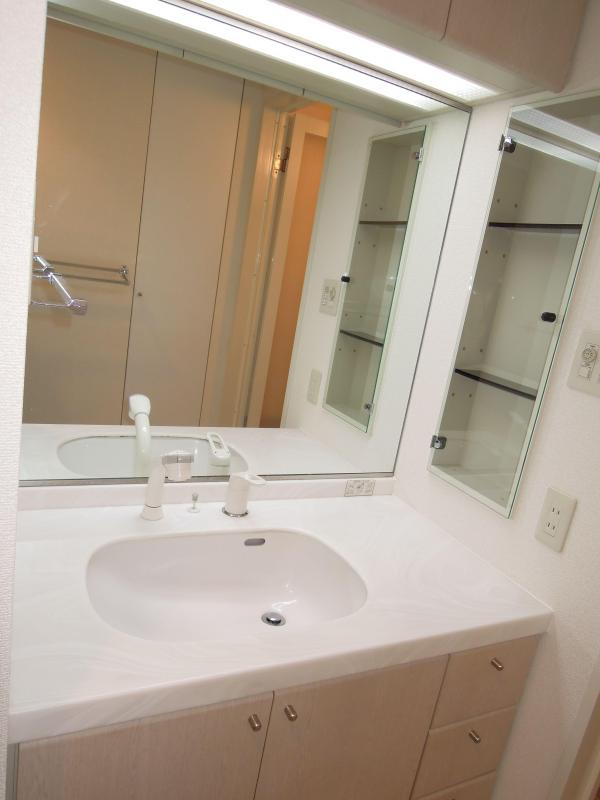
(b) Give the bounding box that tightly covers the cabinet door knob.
[490,657,504,671]
[284,704,298,721]
[468,729,482,744]
[248,714,262,732]
[541,311,557,322]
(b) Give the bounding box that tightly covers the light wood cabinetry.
[415,772,496,800]
[346,0,450,39]
[432,634,539,726]
[413,707,516,797]
[14,636,540,800]
[16,694,273,800]
[412,634,539,799]
[255,658,447,800]
[444,0,587,91]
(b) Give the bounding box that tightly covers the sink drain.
[262,611,286,626]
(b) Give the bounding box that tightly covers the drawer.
[414,771,496,800]
[412,706,515,797]
[432,635,538,727]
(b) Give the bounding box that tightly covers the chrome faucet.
[142,451,194,521]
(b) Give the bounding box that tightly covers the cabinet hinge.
[430,435,447,450]
[413,147,424,162]
[274,146,291,174]
[499,135,517,153]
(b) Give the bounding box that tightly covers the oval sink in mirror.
[58,436,248,479]
[86,529,367,641]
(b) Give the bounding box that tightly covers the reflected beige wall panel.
[24,20,157,423]
[123,54,243,425]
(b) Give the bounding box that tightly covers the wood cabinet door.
[17,694,273,800]
[255,658,447,800]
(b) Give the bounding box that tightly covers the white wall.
[394,3,600,796]
[0,1,46,795]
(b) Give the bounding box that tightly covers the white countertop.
[10,494,552,744]
[20,424,361,481]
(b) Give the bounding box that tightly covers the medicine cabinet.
[324,128,425,430]
[430,95,600,515]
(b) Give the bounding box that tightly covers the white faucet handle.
[240,472,266,486]
[128,393,151,420]
[223,472,266,517]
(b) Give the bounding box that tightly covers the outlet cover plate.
[344,479,375,497]
[535,487,576,552]
[567,329,600,397]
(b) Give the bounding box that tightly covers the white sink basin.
[58,435,247,478]
[86,529,367,641]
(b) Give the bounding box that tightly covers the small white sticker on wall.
[307,369,322,404]
[319,279,339,316]
[567,330,600,397]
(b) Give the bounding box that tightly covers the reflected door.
[325,129,425,430]
[431,123,599,512]
[23,20,156,424]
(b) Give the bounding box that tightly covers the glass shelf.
[488,222,582,232]
[454,368,537,400]
[359,219,408,226]
[340,329,384,347]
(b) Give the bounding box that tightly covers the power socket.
[344,479,375,497]
[535,487,577,552]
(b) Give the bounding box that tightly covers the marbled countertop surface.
[11,494,551,743]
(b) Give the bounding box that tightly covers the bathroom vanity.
[8,494,550,799]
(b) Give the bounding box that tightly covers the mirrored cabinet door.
[325,128,425,430]
[430,96,600,514]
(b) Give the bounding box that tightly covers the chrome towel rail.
[31,255,88,315]
[45,259,130,286]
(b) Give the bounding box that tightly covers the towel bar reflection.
[48,259,130,286]
[31,255,88,315]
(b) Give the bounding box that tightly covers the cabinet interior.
[430,95,600,514]
[325,128,425,430]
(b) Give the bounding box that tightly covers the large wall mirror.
[430,92,600,515]
[20,0,469,483]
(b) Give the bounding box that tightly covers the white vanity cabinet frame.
[428,91,600,517]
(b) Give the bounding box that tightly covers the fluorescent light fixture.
[508,128,598,171]
[512,108,600,156]
[191,0,497,102]
[103,0,445,110]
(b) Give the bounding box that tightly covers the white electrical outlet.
[344,479,375,497]
[535,487,577,552]
[306,369,322,404]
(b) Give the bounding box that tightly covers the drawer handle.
[468,729,482,744]
[284,704,298,722]
[248,714,262,732]
[491,657,504,671]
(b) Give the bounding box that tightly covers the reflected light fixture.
[190,0,497,102]
[101,0,473,110]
